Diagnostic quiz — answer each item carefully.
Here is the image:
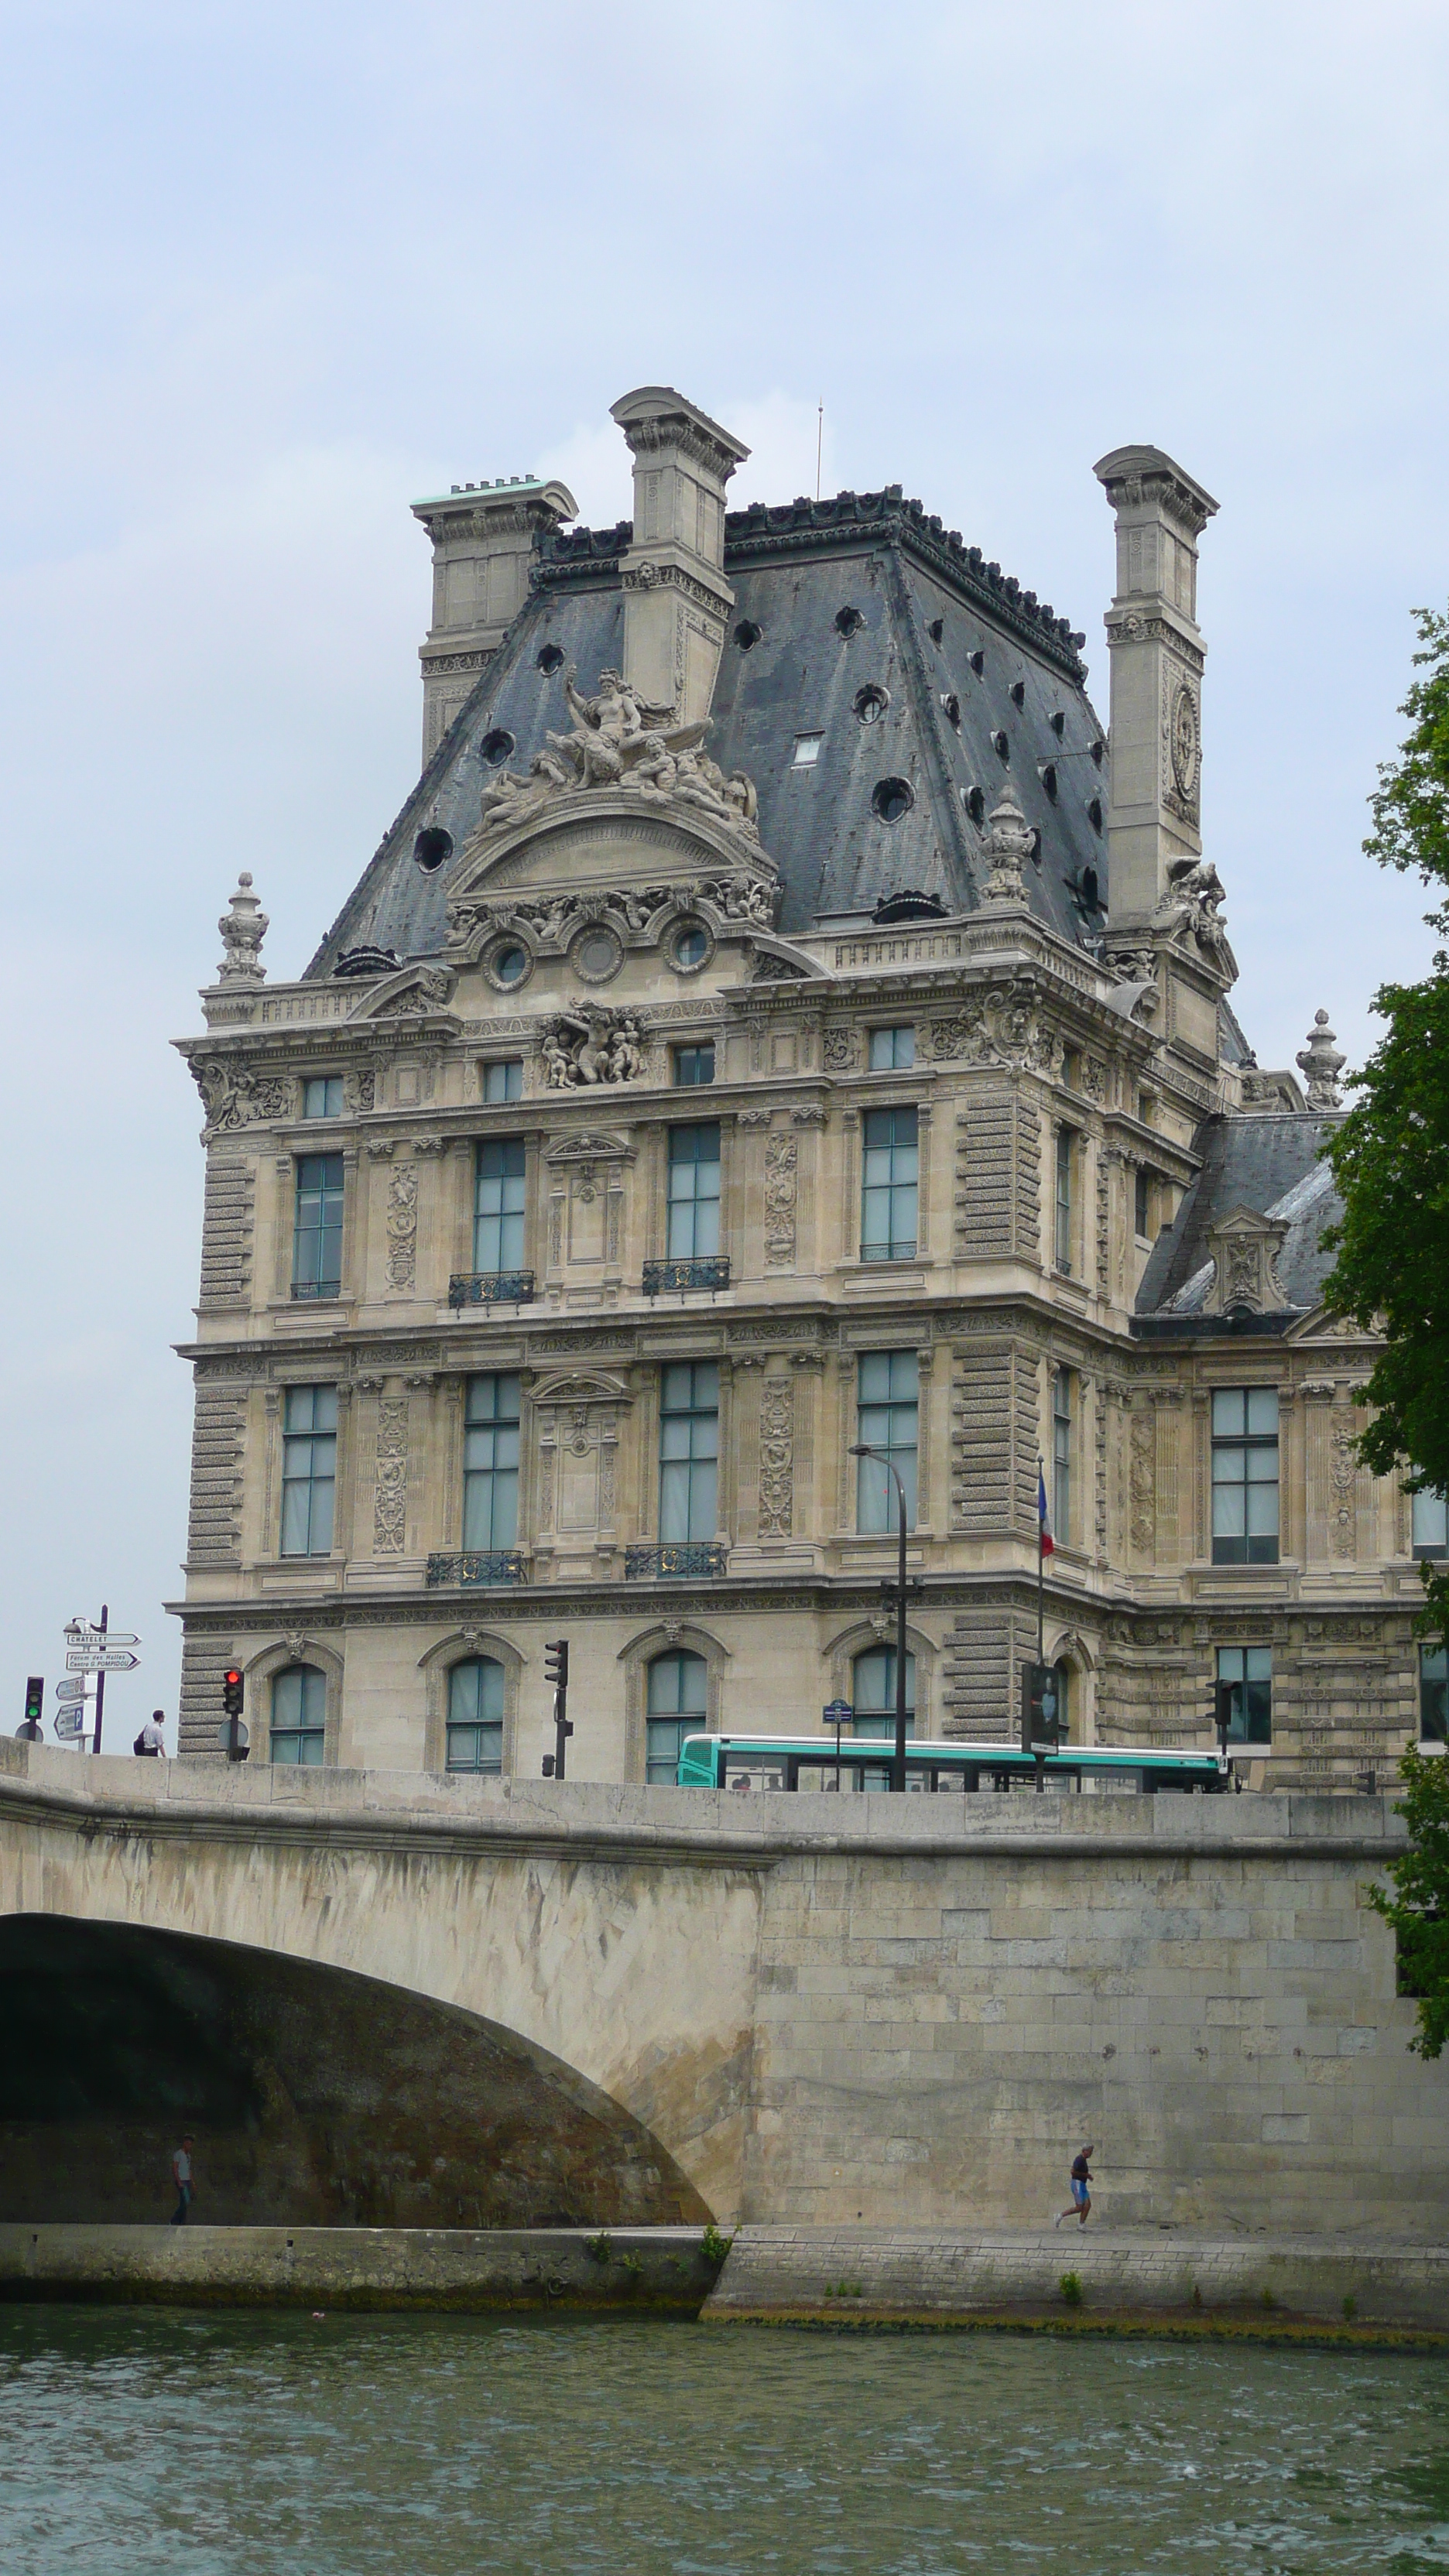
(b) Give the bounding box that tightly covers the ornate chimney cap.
[1296,1009,1346,1112]
[978,783,1034,910]
[609,385,751,477]
[1093,444,1219,535]
[216,871,268,985]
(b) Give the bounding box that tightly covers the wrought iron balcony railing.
[426,1550,526,1588]
[641,1255,731,1297]
[447,1270,536,1310]
[291,1279,341,1301]
[624,1543,728,1581]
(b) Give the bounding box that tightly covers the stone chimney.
[1093,446,1219,933]
[610,387,750,724]
[411,474,577,762]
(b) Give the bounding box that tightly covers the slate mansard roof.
[307,488,1110,976]
[1136,1115,1345,1334]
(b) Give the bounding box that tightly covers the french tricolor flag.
[1038,1464,1055,1557]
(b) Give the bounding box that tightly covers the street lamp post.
[848,1442,909,1793]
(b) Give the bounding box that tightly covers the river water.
[1,2307,1447,2574]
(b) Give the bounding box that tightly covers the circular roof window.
[942,694,961,729]
[672,923,711,973]
[834,605,864,638]
[735,619,762,651]
[572,927,622,982]
[871,777,914,823]
[481,728,516,766]
[492,943,529,986]
[413,826,453,872]
[854,684,889,725]
[536,644,565,674]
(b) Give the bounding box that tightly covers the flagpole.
[1037,1456,1046,1667]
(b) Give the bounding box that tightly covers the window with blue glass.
[1211,1388,1279,1564]
[481,1059,523,1105]
[463,1374,520,1550]
[474,1139,526,1273]
[279,1386,337,1557]
[850,1643,916,1738]
[673,1043,714,1088]
[860,1105,917,1260]
[857,1351,919,1531]
[1412,1487,1449,1558]
[666,1125,721,1260]
[303,1077,343,1118]
[1217,1645,1272,1744]
[646,1649,708,1784]
[447,1656,505,1773]
[270,1663,326,1766]
[659,1362,718,1543]
[868,1026,915,1071]
[293,1153,344,1298]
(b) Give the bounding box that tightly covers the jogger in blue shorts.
[1054,2144,1093,2228]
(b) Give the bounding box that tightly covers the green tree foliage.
[1322,607,1449,1637]
[1367,1748,1449,2058]
[1362,605,1449,920]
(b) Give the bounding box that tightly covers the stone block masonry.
[2,1742,1447,2239]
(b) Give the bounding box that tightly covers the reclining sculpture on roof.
[468,665,760,848]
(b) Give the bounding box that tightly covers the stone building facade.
[170,386,1432,1788]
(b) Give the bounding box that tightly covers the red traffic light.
[222,1669,245,1718]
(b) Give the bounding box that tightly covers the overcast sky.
[2,0,1447,1738]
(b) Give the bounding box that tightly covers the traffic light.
[223,1669,245,1719]
[19,1677,43,1741]
[543,1639,572,1780]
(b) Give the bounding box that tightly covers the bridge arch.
[0,1913,711,2228]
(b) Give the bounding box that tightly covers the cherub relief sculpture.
[461,662,761,851]
[543,1007,649,1089]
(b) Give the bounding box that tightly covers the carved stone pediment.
[532,1370,632,1407]
[347,964,458,1021]
[1285,1303,1375,1345]
[1204,1204,1290,1315]
[546,1131,635,1163]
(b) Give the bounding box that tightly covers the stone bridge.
[2,1738,1446,2239]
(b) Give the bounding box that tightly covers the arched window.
[270,1664,326,1766]
[447,1657,505,1774]
[851,1645,916,1741]
[646,1649,708,1786]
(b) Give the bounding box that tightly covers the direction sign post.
[66,1650,140,1674]
[824,1697,853,1792]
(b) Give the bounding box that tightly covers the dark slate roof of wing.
[1136,1113,1344,1321]
[305,488,1108,977]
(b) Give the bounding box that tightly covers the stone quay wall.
[1,1740,1445,2236]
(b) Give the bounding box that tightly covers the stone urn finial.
[1295,1008,1345,1112]
[217,872,269,984]
[980,786,1033,909]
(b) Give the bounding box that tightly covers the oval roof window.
[481,728,516,766]
[871,776,915,823]
[834,605,864,637]
[735,619,762,651]
[854,684,889,725]
[536,644,565,674]
[413,826,453,872]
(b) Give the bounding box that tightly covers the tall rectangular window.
[1412,1488,1449,1557]
[1420,1645,1447,1744]
[482,1059,522,1105]
[861,1105,918,1261]
[270,1666,326,1765]
[659,1362,718,1543]
[666,1124,721,1259]
[1134,1167,1152,1240]
[293,1153,344,1300]
[857,1351,919,1531]
[303,1077,343,1119]
[673,1043,715,1088]
[1211,1388,1279,1564]
[463,1374,520,1550]
[280,1386,337,1557]
[869,1026,915,1071]
[1053,1366,1072,1548]
[1054,1127,1074,1272]
[474,1140,526,1273]
[1217,1645,1272,1744]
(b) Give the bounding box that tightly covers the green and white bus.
[677,1733,1233,1795]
